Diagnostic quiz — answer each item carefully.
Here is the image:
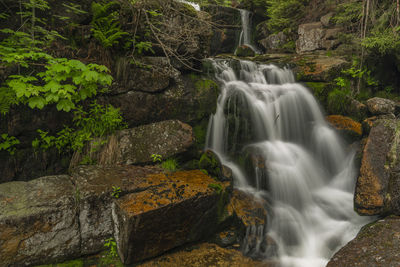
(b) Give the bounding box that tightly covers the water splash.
[206,59,372,267]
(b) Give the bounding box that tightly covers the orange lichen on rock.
[326,115,362,138]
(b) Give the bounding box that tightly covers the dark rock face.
[71,120,194,167]
[0,175,80,266]
[112,170,226,264]
[366,97,397,116]
[202,5,242,55]
[354,118,400,216]
[327,216,400,267]
[107,71,219,128]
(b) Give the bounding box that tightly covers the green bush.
[266,0,308,33]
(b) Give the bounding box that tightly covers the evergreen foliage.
[266,0,309,33]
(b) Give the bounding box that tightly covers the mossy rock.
[235,45,255,57]
[199,150,232,182]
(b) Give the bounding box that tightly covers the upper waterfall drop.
[205,59,372,267]
[237,9,261,54]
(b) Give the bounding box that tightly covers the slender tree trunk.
[397,0,400,26]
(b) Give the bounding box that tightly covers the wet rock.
[296,22,325,53]
[259,32,288,51]
[227,190,268,228]
[0,175,80,266]
[199,150,233,182]
[235,45,256,57]
[137,242,272,267]
[354,118,400,215]
[226,190,274,260]
[366,97,397,116]
[327,216,400,267]
[112,170,227,264]
[71,120,194,167]
[326,115,362,141]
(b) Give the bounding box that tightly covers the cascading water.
[205,59,372,267]
[237,9,261,54]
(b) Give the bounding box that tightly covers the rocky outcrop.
[296,22,325,53]
[366,97,398,116]
[327,216,400,267]
[354,118,400,215]
[107,71,219,128]
[296,22,341,53]
[71,120,194,167]
[326,115,362,141]
[259,32,288,52]
[0,175,80,266]
[0,165,229,266]
[293,55,349,82]
[112,170,228,264]
[202,5,242,55]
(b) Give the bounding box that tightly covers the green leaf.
[56,99,75,112]
[44,80,62,93]
[28,96,46,109]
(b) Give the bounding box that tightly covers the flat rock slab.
[71,120,194,167]
[327,216,400,267]
[137,242,273,267]
[0,175,80,266]
[112,170,226,264]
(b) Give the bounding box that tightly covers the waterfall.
[206,59,372,267]
[237,9,261,54]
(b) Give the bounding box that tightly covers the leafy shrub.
[162,158,179,172]
[91,1,129,48]
[266,0,309,33]
[33,102,126,153]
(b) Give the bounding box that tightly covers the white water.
[176,0,200,11]
[206,59,372,267]
[237,9,261,54]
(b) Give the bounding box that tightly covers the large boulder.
[0,175,80,266]
[354,118,400,215]
[112,170,228,264]
[296,22,325,53]
[366,97,398,116]
[70,120,194,167]
[327,216,400,267]
[70,165,161,255]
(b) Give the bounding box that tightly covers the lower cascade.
[205,59,372,267]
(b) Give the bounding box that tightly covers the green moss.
[327,88,351,115]
[199,152,221,179]
[305,82,330,105]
